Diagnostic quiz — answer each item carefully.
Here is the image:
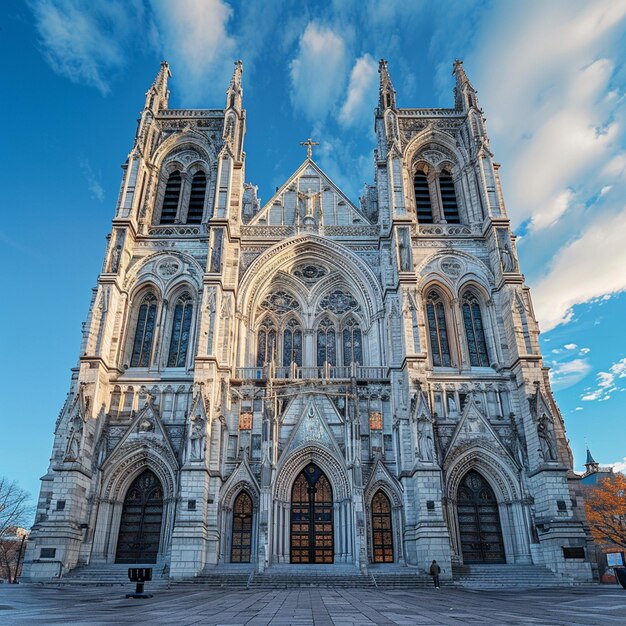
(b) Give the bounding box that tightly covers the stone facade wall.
[22,60,593,583]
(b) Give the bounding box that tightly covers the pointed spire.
[226,60,243,111]
[453,59,478,111]
[584,447,600,473]
[378,59,396,110]
[145,60,171,111]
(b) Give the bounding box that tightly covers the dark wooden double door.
[290,464,334,563]
[457,470,505,564]
[115,470,163,564]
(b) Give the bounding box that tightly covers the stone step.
[451,564,574,588]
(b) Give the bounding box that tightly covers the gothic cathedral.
[23,60,594,583]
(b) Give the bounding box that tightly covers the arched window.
[186,172,206,224]
[256,317,277,366]
[167,293,193,367]
[342,318,363,366]
[283,318,303,367]
[231,491,253,563]
[414,170,434,223]
[371,490,394,563]
[317,318,336,366]
[426,290,451,367]
[160,171,181,224]
[462,292,489,367]
[439,171,460,223]
[130,293,158,367]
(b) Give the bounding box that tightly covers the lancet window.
[130,293,158,367]
[426,290,451,367]
[167,293,193,367]
[462,292,489,367]
[317,318,337,366]
[283,318,303,367]
[186,172,206,224]
[160,171,181,224]
[342,318,363,366]
[256,317,277,367]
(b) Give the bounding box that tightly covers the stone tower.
[23,60,593,583]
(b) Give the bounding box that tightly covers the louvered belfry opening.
[187,172,206,224]
[414,171,434,223]
[439,172,460,223]
[160,171,182,224]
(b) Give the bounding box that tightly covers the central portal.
[290,463,334,563]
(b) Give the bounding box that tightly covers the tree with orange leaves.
[583,473,626,550]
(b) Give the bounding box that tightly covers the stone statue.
[109,244,121,273]
[298,188,320,221]
[500,241,515,273]
[64,412,84,461]
[190,415,206,461]
[398,229,411,272]
[417,418,435,462]
[537,414,557,461]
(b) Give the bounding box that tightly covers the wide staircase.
[248,564,374,589]
[369,564,446,589]
[171,564,253,589]
[452,564,575,589]
[47,562,169,588]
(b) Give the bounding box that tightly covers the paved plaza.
[0,584,624,625]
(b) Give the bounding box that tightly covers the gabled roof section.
[249,159,371,227]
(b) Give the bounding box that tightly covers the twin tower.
[23,60,594,582]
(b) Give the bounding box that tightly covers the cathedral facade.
[23,60,594,582]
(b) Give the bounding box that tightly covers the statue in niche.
[500,243,515,273]
[64,412,84,461]
[297,188,320,222]
[109,244,121,273]
[398,229,411,272]
[416,417,435,462]
[189,415,206,461]
[537,413,557,461]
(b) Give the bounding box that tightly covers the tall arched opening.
[457,470,505,563]
[290,463,333,563]
[115,469,163,563]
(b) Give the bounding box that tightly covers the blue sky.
[2,0,626,504]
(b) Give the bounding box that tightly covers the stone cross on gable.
[300,137,319,160]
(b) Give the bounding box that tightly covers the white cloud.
[611,457,626,474]
[549,358,592,391]
[339,54,378,128]
[564,343,578,350]
[30,0,140,94]
[579,347,591,355]
[149,0,236,104]
[79,159,104,201]
[532,208,626,331]
[289,22,349,121]
[581,358,626,401]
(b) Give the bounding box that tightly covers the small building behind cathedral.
[23,60,594,583]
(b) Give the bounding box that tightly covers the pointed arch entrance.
[290,463,334,563]
[457,470,505,564]
[371,490,394,563]
[231,491,253,563]
[115,469,163,563]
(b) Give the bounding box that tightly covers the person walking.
[429,559,441,588]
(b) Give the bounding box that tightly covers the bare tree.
[0,478,31,582]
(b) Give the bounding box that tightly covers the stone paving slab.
[0,584,624,625]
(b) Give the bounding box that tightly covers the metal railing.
[233,363,388,382]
